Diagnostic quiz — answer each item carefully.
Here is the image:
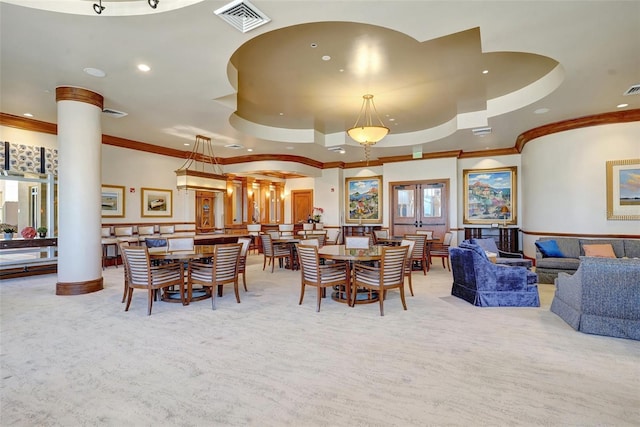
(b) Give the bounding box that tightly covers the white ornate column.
[55,86,104,295]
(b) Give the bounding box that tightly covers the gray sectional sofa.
[535,237,640,284]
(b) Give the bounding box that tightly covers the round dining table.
[317,244,383,305]
[148,245,217,304]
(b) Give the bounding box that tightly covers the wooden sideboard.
[342,225,381,237]
[464,227,519,253]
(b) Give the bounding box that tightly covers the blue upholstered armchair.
[450,242,540,307]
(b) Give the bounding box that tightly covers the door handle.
[414,221,418,227]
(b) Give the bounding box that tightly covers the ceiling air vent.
[472,127,492,137]
[623,84,640,96]
[328,146,346,154]
[102,108,128,118]
[214,0,271,33]
[224,144,244,149]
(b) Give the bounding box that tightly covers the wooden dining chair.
[352,245,410,316]
[167,236,195,251]
[237,237,252,292]
[345,236,370,249]
[430,231,453,271]
[400,239,416,296]
[120,245,185,315]
[404,234,428,275]
[296,244,348,312]
[188,243,242,310]
[415,230,434,240]
[260,233,290,272]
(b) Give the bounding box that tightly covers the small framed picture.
[101,185,125,218]
[141,187,173,218]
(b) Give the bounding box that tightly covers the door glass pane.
[396,189,414,217]
[422,187,441,217]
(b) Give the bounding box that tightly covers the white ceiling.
[0,0,639,169]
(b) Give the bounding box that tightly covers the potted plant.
[3,226,16,240]
[37,226,48,238]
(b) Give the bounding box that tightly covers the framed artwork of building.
[345,175,382,223]
[463,167,516,225]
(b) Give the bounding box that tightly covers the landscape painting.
[346,176,382,223]
[141,187,172,218]
[463,167,517,225]
[606,159,640,220]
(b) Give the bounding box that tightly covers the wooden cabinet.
[464,227,519,253]
[195,191,216,233]
[342,225,381,237]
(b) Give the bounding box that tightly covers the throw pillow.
[535,240,564,258]
[583,244,616,258]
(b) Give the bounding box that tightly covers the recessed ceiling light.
[137,64,151,72]
[286,146,294,150]
[322,55,331,61]
[279,112,284,116]
[23,113,33,117]
[310,43,318,48]
[534,108,550,114]
[184,143,190,146]
[84,67,106,78]
[617,103,629,108]
[482,70,489,74]
[247,148,253,152]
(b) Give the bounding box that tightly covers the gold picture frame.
[606,159,640,220]
[345,175,382,223]
[141,187,173,218]
[101,185,125,218]
[463,167,517,225]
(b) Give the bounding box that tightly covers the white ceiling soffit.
[214,0,271,33]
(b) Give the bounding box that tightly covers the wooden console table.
[464,227,519,253]
[1,237,58,278]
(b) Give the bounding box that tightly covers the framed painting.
[101,185,125,218]
[463,167,517,225]
[141,187,173,218]
[606,159,640,220]
[345,175,382,223]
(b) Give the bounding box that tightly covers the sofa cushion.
[535,240,564,258]
[579,239,624,257]
[582,243,616,258]
[537,237,580,258]
[624,240,640,258]
[536,257,581,270]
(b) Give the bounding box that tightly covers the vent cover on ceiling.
[623,84,640,96]
[472,127,492,137]
[224,144,244,149]
[102,108,128,118]
[214,0,270,33]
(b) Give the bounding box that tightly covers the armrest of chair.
[491,264,529,289]
[497,249,523,258]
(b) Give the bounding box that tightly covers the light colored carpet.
[1,254,639,426]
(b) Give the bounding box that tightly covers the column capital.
[56,86,104,110]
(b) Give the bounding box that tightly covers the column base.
[56,277,104,295]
